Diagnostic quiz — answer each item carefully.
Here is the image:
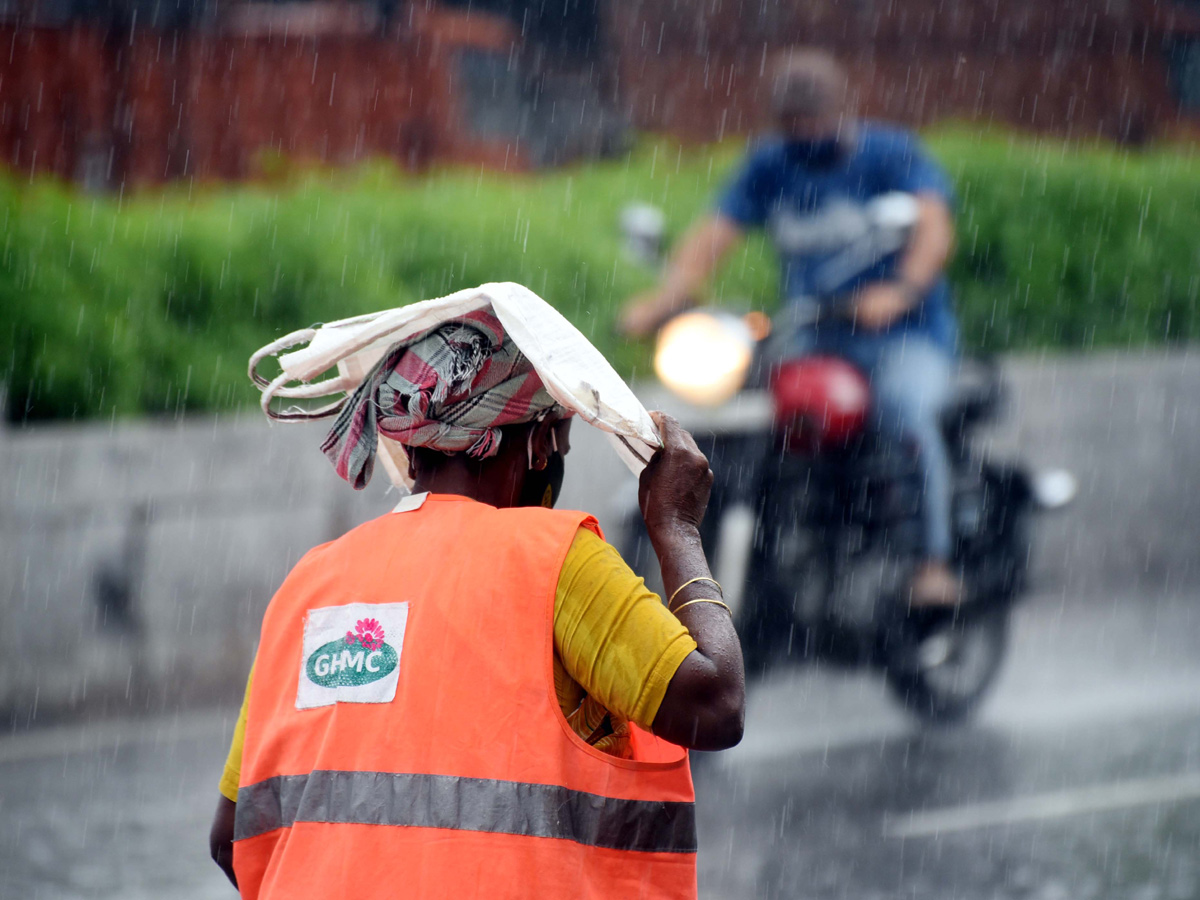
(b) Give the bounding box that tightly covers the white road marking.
[883,771,1200,839]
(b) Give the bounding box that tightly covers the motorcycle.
[618,199,1076,724]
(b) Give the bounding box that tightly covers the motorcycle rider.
[621,48,962,607]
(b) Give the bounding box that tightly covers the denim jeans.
[791,327,956,561]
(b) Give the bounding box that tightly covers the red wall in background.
[0,7,522,187]
[3,0,1198,188]
[0,27,109,182]
[603,0,1199,145]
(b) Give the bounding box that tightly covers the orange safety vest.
[234,494,697,900]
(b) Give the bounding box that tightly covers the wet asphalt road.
[695,584,1200,900]
[4,584,1200,899]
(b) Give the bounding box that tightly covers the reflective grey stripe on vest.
[235,770,697,854]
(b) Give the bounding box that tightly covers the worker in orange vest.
[209,308,744,898]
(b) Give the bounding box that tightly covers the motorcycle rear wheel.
[884,606,1009,724]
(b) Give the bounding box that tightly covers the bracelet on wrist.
[671,597,733,617]
[667,576,722,609]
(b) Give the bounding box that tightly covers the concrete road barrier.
[1,351,1196,724]
[0,415,397,724]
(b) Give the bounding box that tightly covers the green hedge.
[3,130,1199,422]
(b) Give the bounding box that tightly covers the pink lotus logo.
[345,618,385,652]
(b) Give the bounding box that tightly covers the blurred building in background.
[612,0,1200,145]
[1,0,1198,187]
[0,0,628,187]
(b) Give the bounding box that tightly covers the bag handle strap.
[248,327,317,388]
[252,327,362,422]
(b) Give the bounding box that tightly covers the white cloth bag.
[249,282,662,489]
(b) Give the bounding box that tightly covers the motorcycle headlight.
[654,310,754,406]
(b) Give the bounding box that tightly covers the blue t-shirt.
[716,122,957,352]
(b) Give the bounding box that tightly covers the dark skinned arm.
[643,413,745,750]
[209,795,238,888]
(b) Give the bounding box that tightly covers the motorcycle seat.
[941,358,1004,432]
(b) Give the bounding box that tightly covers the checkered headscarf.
[321,309,562,489]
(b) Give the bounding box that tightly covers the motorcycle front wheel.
[884,605,1009,724]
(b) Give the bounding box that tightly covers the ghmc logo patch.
[297,602,408,709]
[306,618,398,688]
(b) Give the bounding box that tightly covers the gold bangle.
[667,576,722,608]
[671,597,733,617]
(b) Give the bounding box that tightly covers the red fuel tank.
[771,356,870,453]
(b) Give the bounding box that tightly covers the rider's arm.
[896,192,955,297]
[621,143,778,338]
[853,130,957,330]
[853,194,955,331]
[621,215,743,337]
[656,215,745,314]
[877,129,956,298]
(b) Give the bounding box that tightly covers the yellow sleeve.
[553,528,698,730]
[217,662,255,802]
